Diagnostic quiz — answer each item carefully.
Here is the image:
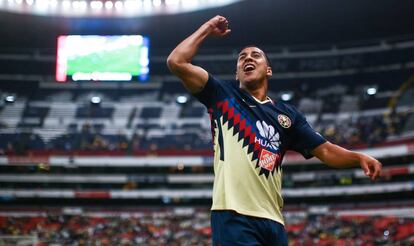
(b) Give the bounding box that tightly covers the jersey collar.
[251,95,274,105]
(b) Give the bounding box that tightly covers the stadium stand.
[0,206,413,245]
[1,34,414,245]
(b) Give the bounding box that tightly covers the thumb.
[360,161,371,176]
[221,29,231,36]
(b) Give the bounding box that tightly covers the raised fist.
[205,15,231,37]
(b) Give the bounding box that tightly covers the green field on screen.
[67,45,142,75]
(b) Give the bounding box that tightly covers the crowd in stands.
[316,111,411,148]
[0,110,411,156]
[0,210,211,246]
[287,213,414,246]
[0,210,413,245]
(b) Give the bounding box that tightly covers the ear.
[266,67,273,77]
[235,71,239,80]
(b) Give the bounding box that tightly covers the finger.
[221,29,231,36]
[212,15,224,25]
[371,162,382,180]
[218,21,227,28]
[218,23,229,33]
[219,18,228,25]
[360,162,371,177]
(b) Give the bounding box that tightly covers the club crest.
[277,114,291,128]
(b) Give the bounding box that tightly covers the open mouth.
[244,64,255,72]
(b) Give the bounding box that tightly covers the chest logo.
[256,120,281,150]
[258,149,280,172]
[277,114,291,128]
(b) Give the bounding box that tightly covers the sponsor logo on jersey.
[255,120,281,150]
[258,149,280,172]
[277,114,291,128]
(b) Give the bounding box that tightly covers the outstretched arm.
[166,15,231,94]
[311,142,382,180]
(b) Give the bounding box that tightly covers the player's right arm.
[167,15,231,94]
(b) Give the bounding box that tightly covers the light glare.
[91,96,101,104]
[152,0,161,6]
[281,92,293,101]
[49,0,57,7]
[165,0,179,5]
[176,96,188,104]
[90,0,103,9]
[104,1,112,9]
[114,0,122,8]
[5,95,15,103]
[62,0,70,8]
[366,87,377,95]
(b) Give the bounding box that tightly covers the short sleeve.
[289,111,326,159]
[192,74,222,108]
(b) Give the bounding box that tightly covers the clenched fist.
[204,15,231,37]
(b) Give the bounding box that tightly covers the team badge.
[277,114,291,128]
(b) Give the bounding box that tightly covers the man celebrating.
[167,15,382,246]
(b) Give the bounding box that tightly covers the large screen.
[56,35,149,82]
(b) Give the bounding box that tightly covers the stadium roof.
[0,0,413,50]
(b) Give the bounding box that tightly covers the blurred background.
[0,0,414,245]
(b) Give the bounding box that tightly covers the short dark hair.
[238,45,272,68]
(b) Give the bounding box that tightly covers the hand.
[205,15,231,37]
[359,154,382,180]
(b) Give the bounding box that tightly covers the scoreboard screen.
[56,35,149,82]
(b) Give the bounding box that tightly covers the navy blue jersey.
[194,74,326,224]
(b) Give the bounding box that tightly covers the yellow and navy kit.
[194,74,326,225]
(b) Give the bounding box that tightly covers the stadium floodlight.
[124,0,139,10]
[79,0,87,9]
[165,0,179,6]
[114,0,122,9]
[90,0,103,10]
[62,0,70,8]
[152,0,161,7]
[90,96,101,104]
[366,87,377,96]
[142,0,151,8]
[0,0,243,17]
[5,95,15,103]
[176,95,188,104]
[35,0,49,10]
[104,1,112,9]
[71,0,87,10]
[49,0,57,7]
[72,1,79,8]
[281,92,293,101]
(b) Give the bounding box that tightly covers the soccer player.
[167,15,382,246]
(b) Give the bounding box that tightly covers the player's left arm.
[311,141,382,180]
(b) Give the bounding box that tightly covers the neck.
[240,80,268,102]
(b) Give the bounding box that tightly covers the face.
[236,46,272,85]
